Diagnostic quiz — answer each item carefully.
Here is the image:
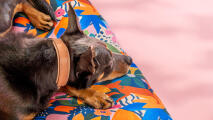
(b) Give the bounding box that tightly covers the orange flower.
[94,109,112,116]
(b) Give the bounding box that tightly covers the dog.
[0,2,132,120]
[0,0,56,37]
[0,0,56,119]
[60,3,132,109]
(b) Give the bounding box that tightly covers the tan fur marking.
[62,86,114,109]
[13,3,23,14]
[0,2,53,37]
[21,113,36,120]
[101,71,126,82]
[22,2,53,30]
[97,73,104,81]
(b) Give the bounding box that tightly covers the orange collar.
[52,38,70,89]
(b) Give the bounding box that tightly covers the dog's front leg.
[21,2,54,31]
[61,86,114,109]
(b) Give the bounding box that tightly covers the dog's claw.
[28,12,54,31]
[83,92,114,109]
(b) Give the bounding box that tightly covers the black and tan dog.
[0,0,55,119]
[0,2,132,120]
[61,4,132,109]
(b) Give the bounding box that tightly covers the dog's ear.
[64,3,82,35]
[75,46,96,88]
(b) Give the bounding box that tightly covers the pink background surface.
[92,0,213,120]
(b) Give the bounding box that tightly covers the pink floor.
[92,0,213,120]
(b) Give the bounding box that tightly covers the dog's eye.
[102,65,113,78]
[108,60,113,69]
[105,65,112,72]
[93,58,99,69]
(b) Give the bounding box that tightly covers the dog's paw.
[28,12,54,31]
[63,86,114,109]
[83,92,114,109]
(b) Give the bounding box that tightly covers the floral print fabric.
[13,0,172,120]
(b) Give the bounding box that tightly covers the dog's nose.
[125,56,132,65]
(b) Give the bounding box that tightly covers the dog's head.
[63,4,132,89]
[65,36,132,89]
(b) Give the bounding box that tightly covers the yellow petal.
[73,113,84,120]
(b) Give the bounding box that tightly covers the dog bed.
[13,0,173,120]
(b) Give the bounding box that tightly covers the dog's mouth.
[70,53,132,89]
[99,53,132,82]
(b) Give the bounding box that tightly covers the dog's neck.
[0,35,59,101]
[52,38,70,88]
[24,37,74,89]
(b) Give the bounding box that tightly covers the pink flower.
[55,8,65,18]
[105,29,113,35]
[111,104,122,109]
[112,36,117,43]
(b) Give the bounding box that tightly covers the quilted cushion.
[13,0,172,120]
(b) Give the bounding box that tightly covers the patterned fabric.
[13,0,173,120]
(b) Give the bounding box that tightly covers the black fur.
[0,33,58,119]
[0,2,132,119]
[61,4,132,89]
[0,0,56,33]
[27,0,57,21]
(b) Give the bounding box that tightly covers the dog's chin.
[71,77,97,89]
[72,84,90,90]
[69,81,92,90]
